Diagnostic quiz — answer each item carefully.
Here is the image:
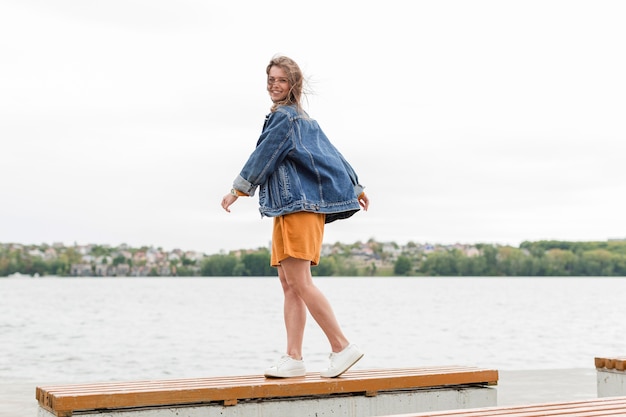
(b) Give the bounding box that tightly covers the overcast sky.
[2,1,625,254]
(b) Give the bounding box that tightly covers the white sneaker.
[264,355,306,378]
[320,344,364,378]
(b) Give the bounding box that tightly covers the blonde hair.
[266,55,306,113]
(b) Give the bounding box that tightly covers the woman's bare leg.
[277,265,306,360]
[279,257,349,353]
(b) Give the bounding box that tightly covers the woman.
[221,55,369,378]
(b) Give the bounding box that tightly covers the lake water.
[1,276,624,386]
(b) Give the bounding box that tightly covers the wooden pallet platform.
[37,366,498,417]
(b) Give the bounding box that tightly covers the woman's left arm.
[233,111,294,196]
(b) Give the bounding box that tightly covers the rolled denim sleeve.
[232,174,255,196]
[233,111,294,196]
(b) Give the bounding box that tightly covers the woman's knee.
[277,266,292,292]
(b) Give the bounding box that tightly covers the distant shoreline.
[2,239,626,278]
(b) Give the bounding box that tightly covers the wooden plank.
[36,366,498,416]
[595,356,626,372]
[383,397,626,416]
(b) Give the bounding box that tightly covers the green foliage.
[313,256,338,276]
[89,245,112,257]
[313,252,360,276]
[0,244,78,276]
[394,255,413,275]
[335,256,359,276]
[200,254,239,276]
[414,242,626,276]
[112,255,127,266]
[199,249,276,277]
[419,250,463,276]
[240,249,276,276]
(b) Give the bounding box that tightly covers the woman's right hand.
[358,192,369,211]
[221,194,238,213]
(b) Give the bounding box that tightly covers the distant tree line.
[0,246,83,277]
[396,240,626,276]
[2,240,626,277]
[199,247,374,277]
[200,249,276,276]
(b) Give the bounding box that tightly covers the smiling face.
[267,65,290,103]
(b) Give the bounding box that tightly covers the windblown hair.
[266,55,306,113]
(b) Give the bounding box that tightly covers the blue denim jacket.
[233,105,364,223]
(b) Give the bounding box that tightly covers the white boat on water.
[6,272,31,279]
